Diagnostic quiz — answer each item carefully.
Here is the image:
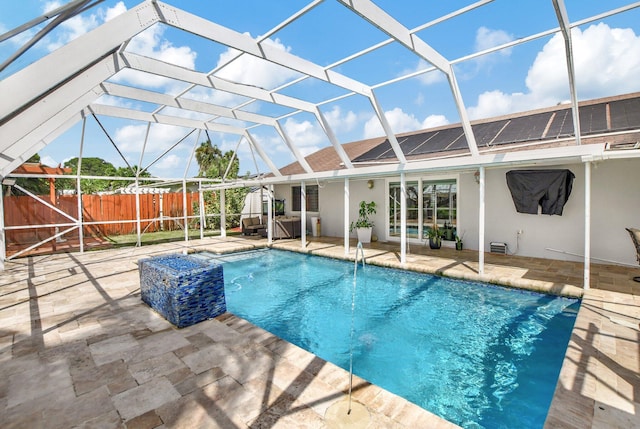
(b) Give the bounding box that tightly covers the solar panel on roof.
[579,104,608,134]
[403,131,438,154]
[353,140,393,162]
[610,98,640,130]
[472,120,509,146]
[410,127,465,155]
[353,136,409,162]
[492,112,553,145]
[545,109,573,139]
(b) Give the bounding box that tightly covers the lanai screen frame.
[2,0,640,287]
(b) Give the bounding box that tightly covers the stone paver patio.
[0,235,638,428]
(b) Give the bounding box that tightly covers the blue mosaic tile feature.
[138,253,226,328]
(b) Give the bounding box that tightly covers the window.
[292,185,319,212]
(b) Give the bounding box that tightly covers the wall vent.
[490,242,508,254]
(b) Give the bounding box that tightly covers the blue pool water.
[201,249,579,428]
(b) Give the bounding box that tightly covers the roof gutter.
[206,143,607,189]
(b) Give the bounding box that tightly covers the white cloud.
[363,108,449,139]
[126,26,197,69]
[111,26,197,92]
[43,0,127,52]
[475,26,514,56]
[402,59,446,85]
[422,114,449,129]
[468,23,640,119]
[324,106,358,134]
[43,1,98,51]
[283,117,325,156]
[40,155,58,168]
[154,154,183,171]
[104,1,127,22]
[216,37,301,90]
[114,123,192,153]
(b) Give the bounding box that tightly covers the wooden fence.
[4,192,198,245]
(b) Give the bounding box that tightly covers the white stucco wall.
[459,159,640,266]
[273,157,640,266]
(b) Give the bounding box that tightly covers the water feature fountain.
[325,242,371,428]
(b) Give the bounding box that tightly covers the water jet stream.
[348,241,366,414]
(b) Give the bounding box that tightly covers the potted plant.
[427,225,443,249]
[350,200,377,244]
[455,232,464,250]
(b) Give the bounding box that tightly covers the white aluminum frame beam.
[274,121,314,174]
[119,52,318,113]
[369,91,407,164]
[552,0,582,145]
[0,2,159,120]
[244,131,282,177]
[86,104,245,135]
[315,108,354,169]
[99,82,278,126]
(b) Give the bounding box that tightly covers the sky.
[2,0,640,180]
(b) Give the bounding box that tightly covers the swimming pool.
[199,249,578,428]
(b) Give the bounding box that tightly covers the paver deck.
[0,235,638,428]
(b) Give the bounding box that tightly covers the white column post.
[77,117,86,253]
[182,180,188,242]
[478,166,486,275]
[198,181,204,239]
[301,181,307,248]
[267,185,273,244]
[220,188,226,238]
[584,161,591,289]
[0,180,5,271]
[400,172,407,264]
[135,178,141,247]
[344,178,350,256]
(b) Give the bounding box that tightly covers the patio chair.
[241,216,264,235]
[625,227,640,282]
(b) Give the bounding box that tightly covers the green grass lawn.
[106,228,241,247]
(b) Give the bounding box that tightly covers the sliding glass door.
[388,178,457,242]
[423,180,457,240]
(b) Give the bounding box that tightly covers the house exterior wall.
[273,157,640,267]
[459,159,640,266]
